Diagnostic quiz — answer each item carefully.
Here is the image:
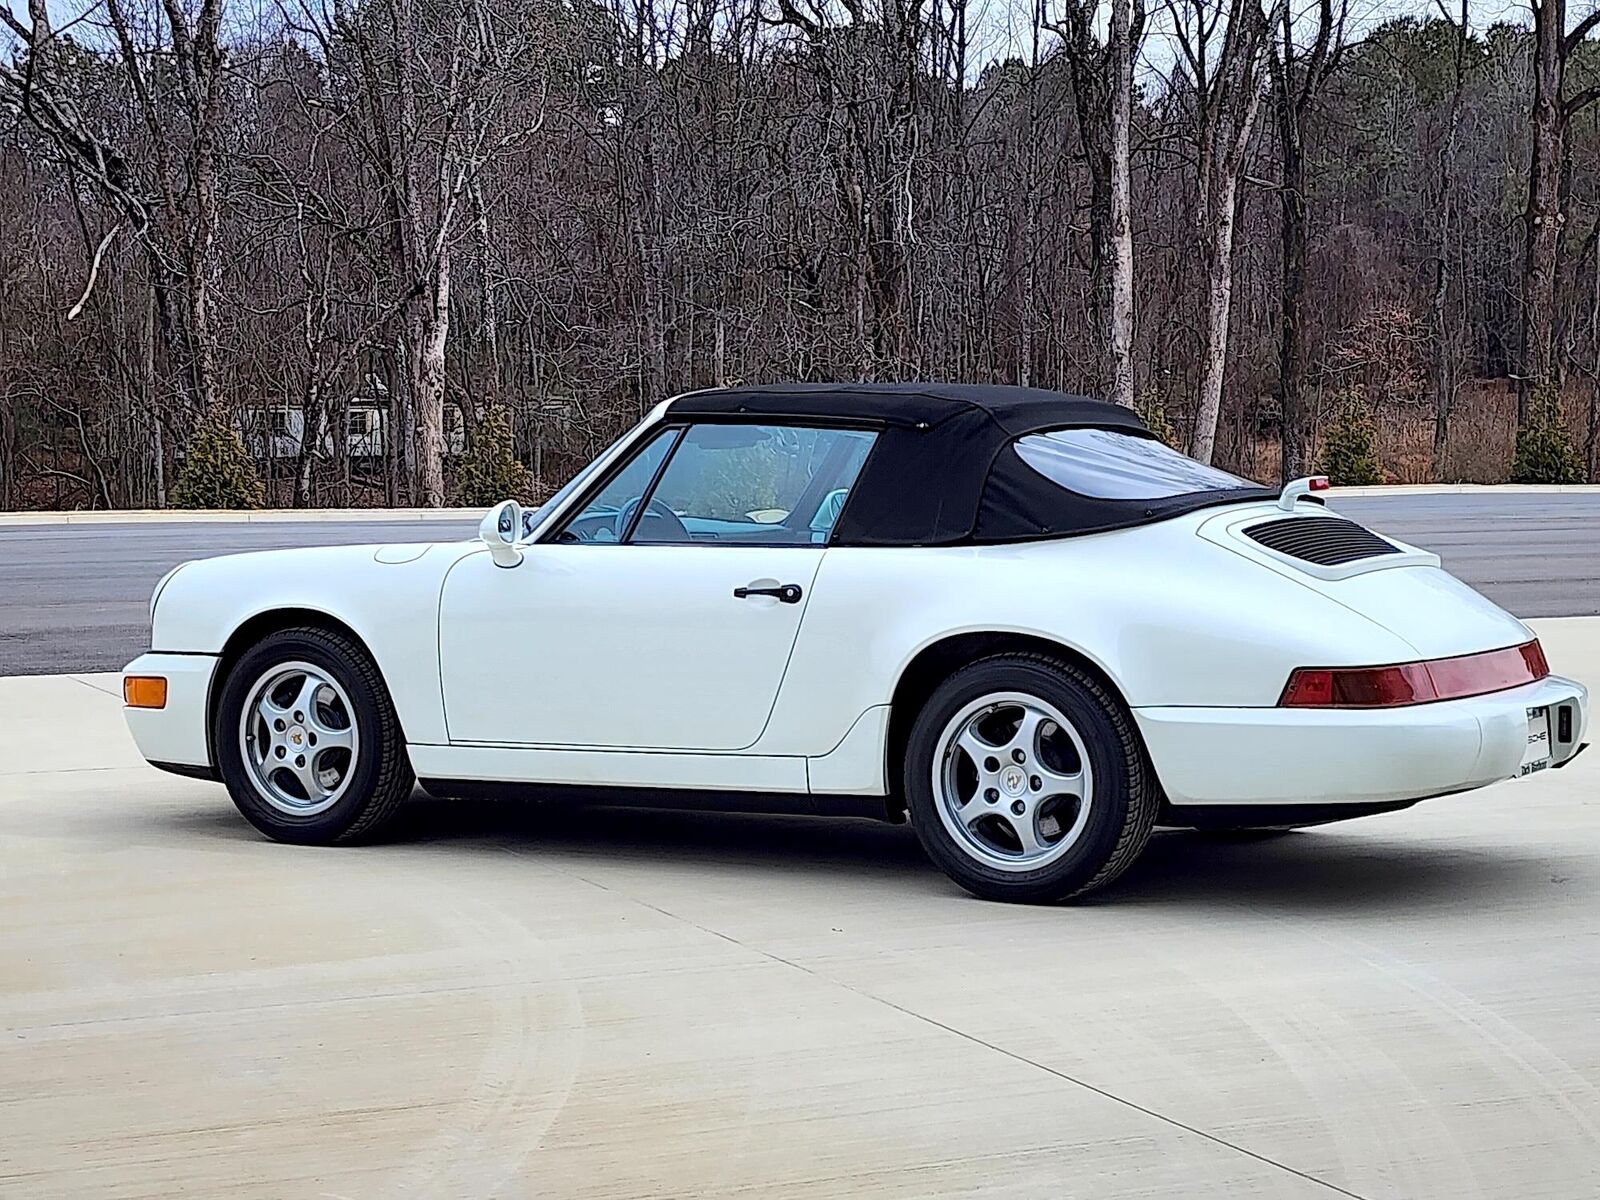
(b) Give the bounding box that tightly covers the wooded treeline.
[1,0,1598,509]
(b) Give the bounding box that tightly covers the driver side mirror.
[479,499,524,568]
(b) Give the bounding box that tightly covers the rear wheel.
[215,627,413,844]
[904,654,1157,903]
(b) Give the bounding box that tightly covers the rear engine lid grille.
[1243,515,1400,566]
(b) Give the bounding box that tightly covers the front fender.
[151,542,476,744]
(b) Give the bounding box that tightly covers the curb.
[1331,484,1600,496]
[0,508,483,527]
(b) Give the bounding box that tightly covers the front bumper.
[122,652,219,772]
[1133,674,1589,808]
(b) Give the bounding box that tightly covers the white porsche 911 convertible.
[123,383,1589,902]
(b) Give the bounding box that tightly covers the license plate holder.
[1521,706,1552,775]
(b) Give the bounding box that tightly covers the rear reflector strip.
[1279,640,1549,708]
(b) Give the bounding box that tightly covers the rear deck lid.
[1197,503,1530,660]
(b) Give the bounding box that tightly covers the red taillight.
[1279,640,1549,708]
[1279,663,1431,707]
[1521,640,1549,677]
[1308,476,1331,491]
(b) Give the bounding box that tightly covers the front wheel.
[904,654,1157,903]
[215,626,414,844]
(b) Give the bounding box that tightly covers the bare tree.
[1428,0,1472,473]
[2,0,229,434]
[1169,0,1277,462]
[1107,0,1138,407]
[1270,0,1347,481]
[1051,0,1147,404]
[1574,217,1600,478]
[331,0,550,504]
[4,0,1600,510]
[765,0,930,375]
[1520,0,1600,421]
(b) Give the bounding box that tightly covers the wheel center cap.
[1000,765,1027,796]
[287,726,306,748]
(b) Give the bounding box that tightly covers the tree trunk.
[292,370,325,507]
[412,252,450,507]
[388,336,405,506]
[1277,98,1311,481]
[1429,0,1468,476]
[144,284,166,506]
[0,323,10,511]
[1520,0,1566,421]
[469,163,500,419]
[1428,268,1461,475]
[1193,174,1243,465]
[151,418,165,509]
[1019,9,1041,388]
[1085,150,1113,394]
[1269,0,1344,484]
[1106,0,1136,408]
[1587,251,1600,480]
[185,164,220,415]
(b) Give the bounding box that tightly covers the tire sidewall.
[905,658,1138,901]
[215,631,387,843]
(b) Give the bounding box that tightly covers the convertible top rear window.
[1015,428,1257,500]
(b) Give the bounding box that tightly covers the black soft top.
[665,383,1273,546]
[667,381,1142,434]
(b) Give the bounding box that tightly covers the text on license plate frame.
[1521,706,1552,775]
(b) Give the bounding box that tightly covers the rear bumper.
[122,652,218,771]
[1134,674,1588,808]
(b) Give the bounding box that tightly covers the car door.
[438,421,878,751]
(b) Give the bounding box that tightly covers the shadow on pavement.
[389,792,936,876]
[147,786,1564,912]
[1101,826,1557,910]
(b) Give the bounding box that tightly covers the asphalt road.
[0,493,1596,676]
[1333,493,1600,620]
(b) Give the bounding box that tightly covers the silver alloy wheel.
[238,661,360,817]
[932,690,1094,873]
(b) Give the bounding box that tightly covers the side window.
[632,424,877,546]
[551,428,677,543]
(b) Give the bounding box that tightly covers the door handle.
[734,583,803,604]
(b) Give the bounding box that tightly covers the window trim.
[777,430,876,542]
[540,424,683,546]
[541,417,881,550]
[615,426,685,543]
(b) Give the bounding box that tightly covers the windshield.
[1014,428,1256,501]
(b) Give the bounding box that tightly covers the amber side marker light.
[123,676,168,709]
[1280,640,1549,708]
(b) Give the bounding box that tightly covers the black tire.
[903,653,1157,903]
[214,626,414,845]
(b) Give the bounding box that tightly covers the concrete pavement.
[3,491,1600,676]
[3,619,1599,1197]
